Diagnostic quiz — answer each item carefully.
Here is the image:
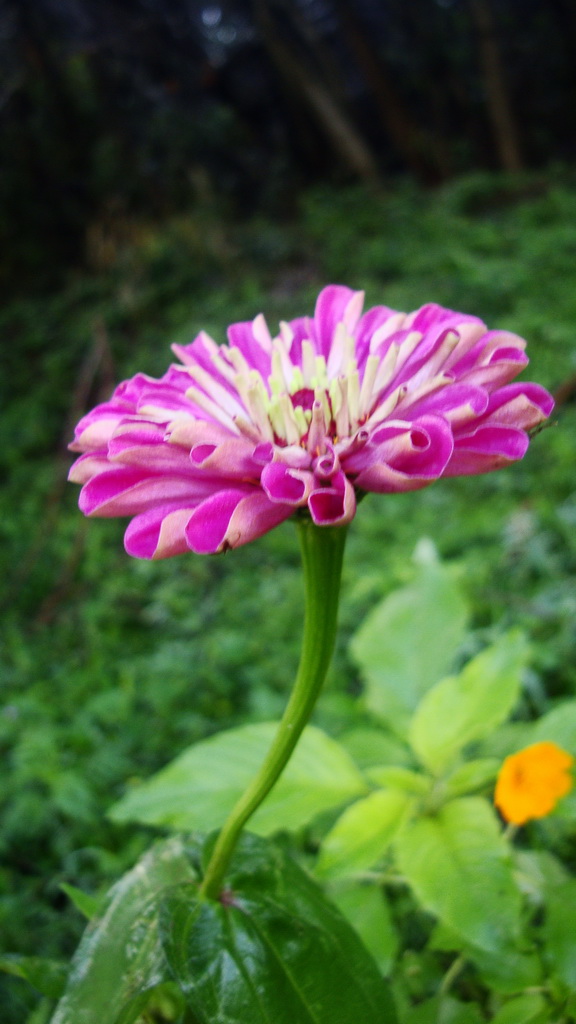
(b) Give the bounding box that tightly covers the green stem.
[199,518,348,900]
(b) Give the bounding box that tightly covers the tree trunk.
[469,0,524,172]
[334,0,445,183]
[253,0,379,184]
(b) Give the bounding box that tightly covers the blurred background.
[2,1,576,1021]
[2,0,576,290]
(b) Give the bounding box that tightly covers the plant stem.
[199,519,348,900]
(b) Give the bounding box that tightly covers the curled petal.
[261,462,313,505]
[351,415,454,493]
[68,451,111,484]
[79,467,216,517]
[308,471,356,526]
[189,437,266,479]
[166,417,235,449]
[70,404,130,451]
[125,506,195,559]
[185,488,293,554]
[444,425,530,476]
[472,382,554,430]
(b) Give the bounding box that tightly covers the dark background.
[2,0,575,293]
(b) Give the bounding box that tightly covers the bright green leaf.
[532,699,576,750]
[366,766,430,794]
[317,789,412,878]
[488,994,549,1024]
[395,797,521,952]
[329,881,398,975]
[161,832,398,1024]
[50,836,198,1024]
[350,558,468,737]
[409,631,528,774]
[339,728,413,769]
[109,723,366,835]
[444,759,500,798]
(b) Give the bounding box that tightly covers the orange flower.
[495,741,574,826]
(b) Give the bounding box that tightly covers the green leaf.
[409,631,528,775]
[532,698,576,749]
[60,883,101,920]
[428,925,542,994]
[0,955,67,1001]
[109,723,366,835]
[466,945,543,995]
[366,766,430,794]
[161,832,398,1024]
[401,995,483,1024]
[50,836,198,1024]
[329,881,398,975]
[350,557,468,737]
[395,797,521,952]
[488,994,549,1024]
[317,789,412,879]
[339,728,413,769]
[541,879,576,990]
[443,759,500,798]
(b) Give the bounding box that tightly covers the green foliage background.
[2,170,576,1021]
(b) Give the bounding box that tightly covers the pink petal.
[227,318,272,378]
[474,382,554,429]
[308,471,356,526]
[125,506,195,559]
[79,467,217,517]
[352,416,454,493]
[313,286,363,358]
[68,451,111,484]
[70,404,129,451]
[354,305,401,367]
[398,383,489,425]
[185,488,293,553]
[445,425,530,476]
[189,437,267,479]
[261,462,312,505]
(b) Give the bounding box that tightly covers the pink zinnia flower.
[69,285,553,557]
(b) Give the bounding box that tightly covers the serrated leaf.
[0,955,68,1001]
[161,832,397,1024]
[409,632,528,775]
[350,558,468,737]
[395,797,521,952]
[317,789,412,878]
[50,836,198,1024]
[329,881,398,975]
[109,723,366,835]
